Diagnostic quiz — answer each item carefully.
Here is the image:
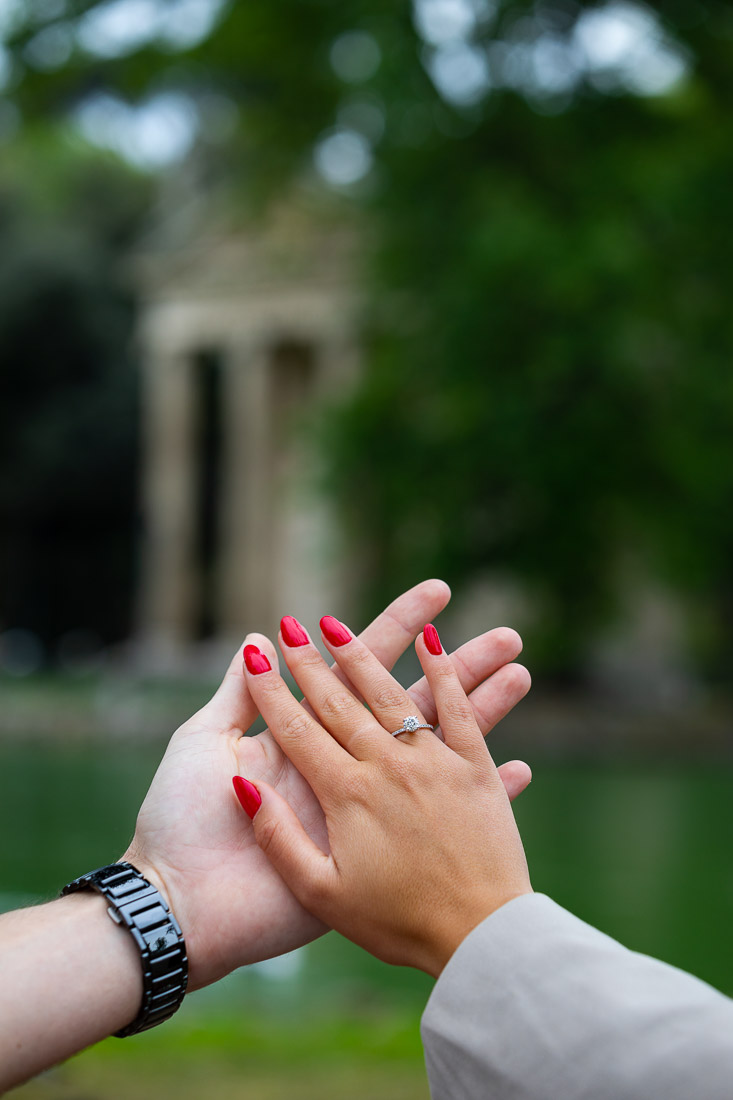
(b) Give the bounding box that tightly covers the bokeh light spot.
[314,128,373,186]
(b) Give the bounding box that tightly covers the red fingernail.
[232,775,262,819]
[243,644,271,675]
[424,623,442,656]
[281,615,309,648]
[320,615,352,647]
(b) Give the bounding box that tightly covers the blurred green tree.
[3,1,733,676]
[0,134,151,653]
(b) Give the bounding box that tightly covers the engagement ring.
[390,715,434,737]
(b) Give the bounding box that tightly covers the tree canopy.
[2,1,733,676]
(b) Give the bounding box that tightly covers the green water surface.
[1,740,731,1099]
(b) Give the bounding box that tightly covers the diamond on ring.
[391,715,435,737]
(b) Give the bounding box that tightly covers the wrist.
[119,851,206,991]
[427,887,534,978]
[120,850,173,909]
[62,861,188,1036]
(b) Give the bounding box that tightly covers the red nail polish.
[281,615,309,648]
[424,623,442,656]
[243,644,271,675]
[320,615,352,647]
[232,776,262,819]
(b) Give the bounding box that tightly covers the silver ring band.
[390,715,435,737]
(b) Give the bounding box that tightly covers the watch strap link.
[62,861,188,1037]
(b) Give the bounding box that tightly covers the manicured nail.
[320,615,352,647]
[243,644,271,675]
[280,615,309,648]
[424,623,442,656]
[232,776,262,819]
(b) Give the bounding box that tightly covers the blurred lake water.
[1,739,732,994]
[1,732,731,1098]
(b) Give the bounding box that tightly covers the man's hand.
[124,580,531,989]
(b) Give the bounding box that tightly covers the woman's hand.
[123,580,531,989]
[236,616,532,978]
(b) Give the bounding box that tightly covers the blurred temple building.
[128,188,699,707]
[132,193,363,671]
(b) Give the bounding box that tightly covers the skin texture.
[0,894,145,1092]
[240,619,533,978]
[124,579,532,989]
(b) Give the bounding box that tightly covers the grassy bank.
[14,1011,429,1100]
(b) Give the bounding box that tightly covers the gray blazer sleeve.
[421,894,733,1100]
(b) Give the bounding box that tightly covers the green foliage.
[4,1,733,674]
[0,132,152,647]
[333,88,733,674]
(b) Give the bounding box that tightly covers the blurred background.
[1,0,732,1096]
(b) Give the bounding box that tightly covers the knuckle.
[299,868,329,909]
[318,687,359,724]
[343,642,380,682]
[278,708,312,741]
[375,750,421,791]
[255,815,283,858]
[339,767,371,806]
[440,694,475,726]
[345,642,373,671]
[369,683,410,714]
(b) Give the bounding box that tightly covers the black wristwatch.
[61,861,188,1037]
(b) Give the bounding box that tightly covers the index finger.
[242,639,350,792]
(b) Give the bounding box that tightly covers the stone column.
[136,346,199,663]
[271,332,362,629]
[216,341,275,640]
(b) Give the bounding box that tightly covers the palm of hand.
[127,714,327,991]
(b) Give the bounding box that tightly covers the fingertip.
[232,775,262,819]
[280,615,310,649]
[409,578,450,614]
[505,661,532,697]
[244,632,279,666]
[242,633,281,677]
[490,626,524,658]
[510,758,532,785]
[425,577,451,600]
[320,615,353,647]
[423,622,443,656]
[243,644,272,676]
[497,759,533,802]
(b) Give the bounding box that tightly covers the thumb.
[231,776,334,908]
[203,635,280,732]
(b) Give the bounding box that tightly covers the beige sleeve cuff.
[421,893,733,1100]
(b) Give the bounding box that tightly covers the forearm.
[0,893,142,1093]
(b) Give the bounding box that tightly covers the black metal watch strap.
[61,861,188,1037]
